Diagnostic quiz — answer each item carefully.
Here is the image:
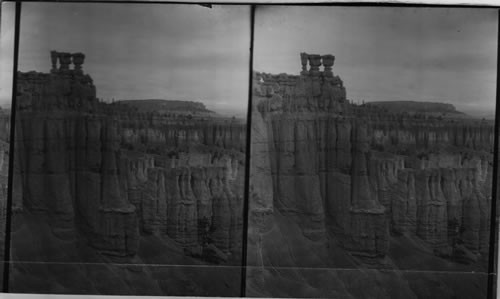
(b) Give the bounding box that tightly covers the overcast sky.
[1,5,498,118]
[254,6,498,118]
[10,3,251,115]
[0,2,15,109]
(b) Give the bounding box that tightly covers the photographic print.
[8,2,250,296]
[247,6,498,298]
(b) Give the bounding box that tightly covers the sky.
[254,6,498,118]
[0,5,498,118]
[8,3,251,116]
[0,2,15,109]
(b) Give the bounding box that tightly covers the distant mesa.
[115,99,215,115]
[366,101,467,117]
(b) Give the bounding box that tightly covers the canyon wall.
[13,65,245,263]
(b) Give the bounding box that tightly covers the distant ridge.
[115,99,214,114]
[366,101,468,118]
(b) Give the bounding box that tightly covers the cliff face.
[250,69,493,263]
[13,69,245,263]
[122,151,243,257]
